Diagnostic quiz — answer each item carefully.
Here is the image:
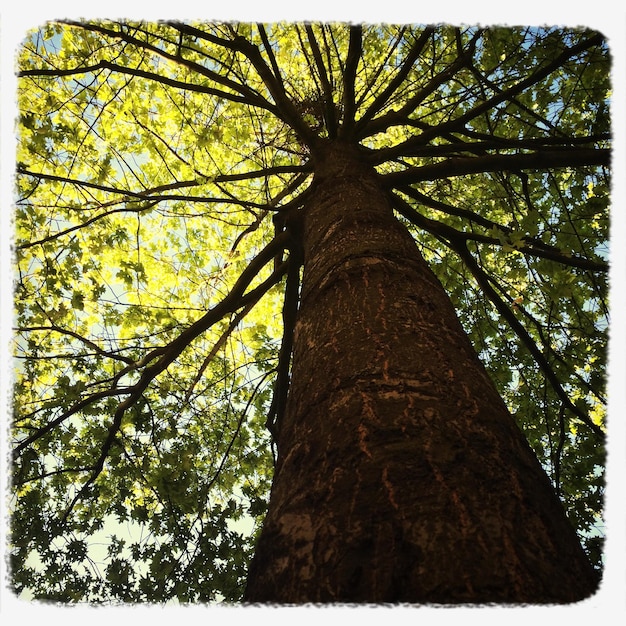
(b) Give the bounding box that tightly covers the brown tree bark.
[243,140,598,604]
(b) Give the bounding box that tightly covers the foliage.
[11,22,609,602]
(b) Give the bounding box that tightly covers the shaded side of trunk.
[244,141,597,603]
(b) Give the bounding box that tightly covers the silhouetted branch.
[304,24,336,136]
[368,32,605,159]
[380,149,610,186]
[20,58,273,110]
[456,242,605,439]
[389,190,605,440]
[59,252,290,522]
[355,27,434,135]
[266,246,303,441]
[14,233,291,462]
[58,20,277,111]
[340,25,362,137]
[394,186,608,273]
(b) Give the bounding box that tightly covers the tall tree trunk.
[244,140,597,603]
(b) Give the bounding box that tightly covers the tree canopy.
[10,21,609,603]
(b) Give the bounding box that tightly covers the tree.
[11,22,609,603]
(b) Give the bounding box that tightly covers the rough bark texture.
[244,141,598,604]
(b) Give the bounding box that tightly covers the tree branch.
[395,186,608,273]
[16,164,309,249]
[58,21,277,111]
[389,190,606,440]
[368,31,605,161]
[339,25,362,138]
[454,241,605,439]
[266,245,303,441]
[14,325,135,365]
[380,148,610,186]
[20,58,274,111]
[374,133,609,160]
[58,252,290,522]
[357,30,480,141]
[257,24,286,95]
[14,232,291,462]
[305,24,337,137]
[229,34,318,144]
[354,27,434,135]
